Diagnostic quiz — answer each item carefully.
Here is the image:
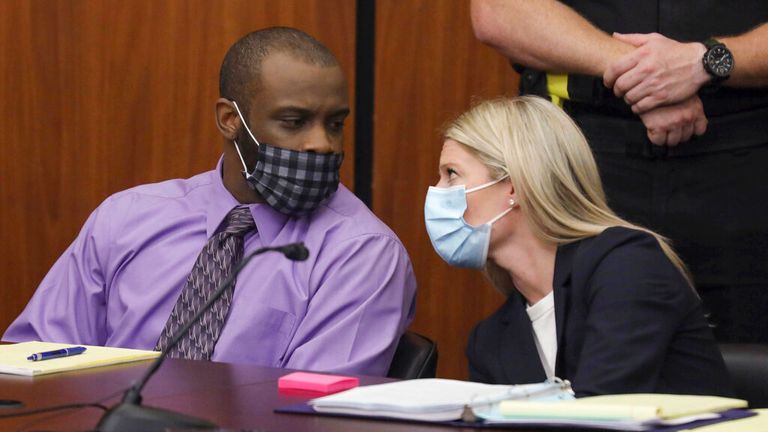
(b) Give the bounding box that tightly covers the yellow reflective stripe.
[546,73,569,108]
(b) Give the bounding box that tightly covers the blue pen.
[27,346,87,362]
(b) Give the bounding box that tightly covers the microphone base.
[96,402,217,432]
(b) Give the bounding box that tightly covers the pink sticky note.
[278,372,359,395]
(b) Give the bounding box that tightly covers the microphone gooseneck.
[97,242,309,432]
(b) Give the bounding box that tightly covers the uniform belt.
[545,73,615,106]
[567,105,768,158]
[521,70,768,157]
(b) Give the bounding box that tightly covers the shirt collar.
[206,156,289,245]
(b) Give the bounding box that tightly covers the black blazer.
[467,227,731,397]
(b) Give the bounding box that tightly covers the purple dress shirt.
[3,159,417,376]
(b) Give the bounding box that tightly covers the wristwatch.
[701,38,734,84]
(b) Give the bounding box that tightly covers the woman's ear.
[215,98,240,141]
[507,183,518,208]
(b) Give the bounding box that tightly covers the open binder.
[308,378,573,421]
[277,378,756,431]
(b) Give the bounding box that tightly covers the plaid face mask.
[231,101,343,216]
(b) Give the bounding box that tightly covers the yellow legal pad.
[681,409,768,432]
[0,341,160,376]
[499,393,748,422]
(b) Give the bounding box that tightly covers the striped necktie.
[155,205,256,359]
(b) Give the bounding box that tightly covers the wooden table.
[0,358,526,431]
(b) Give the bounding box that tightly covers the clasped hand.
[603,33,711,146]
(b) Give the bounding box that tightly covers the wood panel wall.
[0,0,356,333]
[374,1,520,379]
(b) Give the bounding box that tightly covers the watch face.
[705,45,734,77]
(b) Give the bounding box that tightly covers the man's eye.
[281,118,306,129]
[329,120,345,132]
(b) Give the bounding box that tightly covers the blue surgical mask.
[424,177,512,269]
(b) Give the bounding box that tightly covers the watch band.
[702,38,722,50]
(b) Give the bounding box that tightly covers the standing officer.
[471,0,768,342]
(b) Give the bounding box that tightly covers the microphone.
[281,242,310,261]
[96,242,310,432]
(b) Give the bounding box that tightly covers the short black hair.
[219,27,339,115]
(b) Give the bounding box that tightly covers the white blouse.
[526,291,557,379]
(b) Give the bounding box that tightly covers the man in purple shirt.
[3,27,417,376]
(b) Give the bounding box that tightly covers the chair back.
[387,331,438,379]
[719,343,768,408]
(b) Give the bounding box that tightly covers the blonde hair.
[444,96,691,295]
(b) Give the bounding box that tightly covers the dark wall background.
[0,0,517,380]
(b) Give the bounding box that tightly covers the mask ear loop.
[466,175,514,225]
[231,101,261,147]
[465,175,510,194]
[230,100,261,180]
[487,206,513,225]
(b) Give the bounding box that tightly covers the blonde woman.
[424,96,730,396]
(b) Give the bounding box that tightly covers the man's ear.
[215,98,240,141]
